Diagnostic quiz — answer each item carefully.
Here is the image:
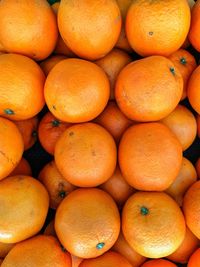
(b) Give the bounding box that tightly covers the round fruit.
[58,0,122,60]
[0,242,14,258]
[0,175,49,243]
[122,192,186,258]
[95,48,132,100]
[0,53,45,120]
[161,105,197,151]
[0,0,58,61]
[44,59,110,123]
[0,117,24,180]
[168,49,197,100]
[55,123,117,187]
[126,0,191,56]
[115,56,183,121]
[183,180,200,239]
[165,157,197,206]
[187,65,200,114]
[167,227,199,264]
[197,115,200,138]
[195,158,200,178]
[188,248,200,267]
[14,116,39,150]
[140,259,177,267]
[119,122,182,191]
[38,112,71,155]
[112,231,146,267]
[95,101,132,143]
[55,188,120,258]
[79,251,132,267]
[1,235,71,267]
[10,157,32,177]
[189,0,200,52]
[40,55,66,76]
[100,165,135,209]
[71,255,83,267]
[38,161,76,209]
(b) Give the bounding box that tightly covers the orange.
[99,165,135,209]
[189,0,200,52]
[95,48,132,100]
[55,123,117,187]
[0,259,3,265]
[115,0,132,52]
[14,116,39,151]
[168,49,197,100]
[40,55,66,76]
[0,243,14,259]
[0,117,24,180]
[112,231,146,267]
[188,248,200,267]
[38,112,71,155]
[1,235,72,267]
[196,157,200,178]
[122,192,186,258]
[43,220,56,237]
[58,0,122,60]
[140,259,177,267]
[183,180,200,239]
[0,0,58,61]
[52,2,76,58]
[115,56,183,121]
[187,65,200,114]
[71,255,83,267]
[38,161,76,209]
[0,175,49,243]
[197,115,200,138]
[161,105,197,150]
[165,157,197,206]
[94,101,132,143]
[126,0,191,57]
[79,251,132,267]
[44,59,110,123]
[167,227,199,264]
[119,122,183,191]
[10,157,32,177]
[55,188,120,258]
[0,53,45,120]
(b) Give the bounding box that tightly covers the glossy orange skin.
[165,157,197,206]
[44,59,110,123]
[100,165,135,209]
[40,55,66,76]
[188,65,200,114]
[161,105,197,151]
[1,235,72,267]
[58,0,122,60]
[38,112,71,155]
[115,56,183,122]
[55,123,117,187]
[0,243,14,259]
[167,227,199,264]
[126,0,191,57]
[0,0,58,61]
[122,192,186,258]
[55,188,120,259]
[112,231,146,267]
[0,176,49,243]
[95,49,132,100]
[79,251,132,267]
[189,0,200,52]
[119,123,183,191]
[0,53,45,120]
[38,161,76,209]
[183,181,200,239]
[0,117,24,180]
[141,259,177,267]
[95,101,132,143]
[14,116,39,150]
[10,157,32,177]
[188,248,200,267]
[168,49,197,100]
[195,157,200,178]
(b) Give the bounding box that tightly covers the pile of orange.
[0,0,200,266]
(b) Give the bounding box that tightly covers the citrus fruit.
[189,0,200,52]
[10,158,32,177]
[140,259,177,267]
[187,65,200,114]
[40,55,66,76]
[188,248,200,267]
